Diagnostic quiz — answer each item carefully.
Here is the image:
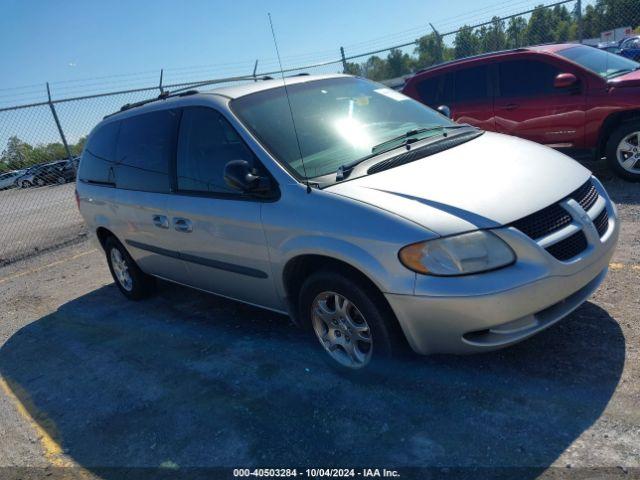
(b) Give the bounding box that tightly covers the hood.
[326,132,591,236]
[609,69,640,88]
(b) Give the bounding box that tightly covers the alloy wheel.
[311,291,373,369]
[616,131,640,174]
[110,248,133,292]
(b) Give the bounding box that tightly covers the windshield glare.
[558,45,639,79]
[231,77,454,179]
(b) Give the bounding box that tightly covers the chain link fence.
[1,0,639,266]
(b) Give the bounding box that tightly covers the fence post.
[576,0,583,44]
[159,69,164,94]
[46,82,73,162]
[340,47,348,73]
[253,59,259,82]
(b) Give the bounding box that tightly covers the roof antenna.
[268,13,312,193]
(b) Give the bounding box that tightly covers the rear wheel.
[104,236,155,300]
[35,177,46,187]
[56,176,66,184]
[298,270,402,372]
[606,122,640,182]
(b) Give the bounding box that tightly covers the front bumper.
[386,178,619,355]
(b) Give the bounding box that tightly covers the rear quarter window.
[115,109,180,193]
[79,120,120,185]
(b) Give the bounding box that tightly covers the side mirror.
[554,73,578,89]
[224,160,272,194]
[437,105,451,118]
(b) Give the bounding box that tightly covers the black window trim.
[172,105,280,203]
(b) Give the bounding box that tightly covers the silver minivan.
[77,74,619,371]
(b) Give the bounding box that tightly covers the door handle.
[501,103,519,111]
[152,214,169,229]
[173,217,193,233]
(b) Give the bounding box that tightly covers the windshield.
[230,77,455,179]
[558,45,639,79]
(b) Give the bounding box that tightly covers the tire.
[20,181,32,188]
[104,236,155,300]
[298,270,403,373]
[56,176,66,185]
[35,178,45,187]
[605,121,640,182]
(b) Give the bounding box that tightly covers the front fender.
[270,234,416,300]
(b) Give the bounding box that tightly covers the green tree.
[361,56,388,81]
[526,6,555,45]
[72,136,87,156]
[481,17,507,52]
[506,17,527,47]
[414,32,444,68]
[385,48,414,78]
[1,136,33,169]
[343,61,363,76]
[454,25,480,59]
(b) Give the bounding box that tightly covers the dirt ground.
[0,165,638,479]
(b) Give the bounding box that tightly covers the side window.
[115,109,179,193]
[454,66,489,102]
[79,121,119,185]
[415,76,441,106]
[499,60,561,97]
[177,107,255,195]
[416,73,454,107]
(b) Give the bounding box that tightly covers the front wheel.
[606,122,640,182]
[105,236,155,300]
[20,180,32,188]
[298,270,402,372]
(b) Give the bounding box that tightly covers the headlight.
[398,230,515,276]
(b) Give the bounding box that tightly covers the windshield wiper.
[336,124,471,180]
[370,125,469,155]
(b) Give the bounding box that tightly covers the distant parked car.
[402,43,640,181]
[596,40,621,54]
[618,36,640,61]
[0,170,24,190]
[15,160,76,188]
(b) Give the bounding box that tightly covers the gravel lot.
[0,165,638,479]
[0,183,85,266]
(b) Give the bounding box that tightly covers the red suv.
[402,44,640,181]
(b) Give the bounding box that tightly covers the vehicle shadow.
[0,281,625,479]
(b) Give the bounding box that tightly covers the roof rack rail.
[104,89,199,119]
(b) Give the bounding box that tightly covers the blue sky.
[0,0,557,103]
